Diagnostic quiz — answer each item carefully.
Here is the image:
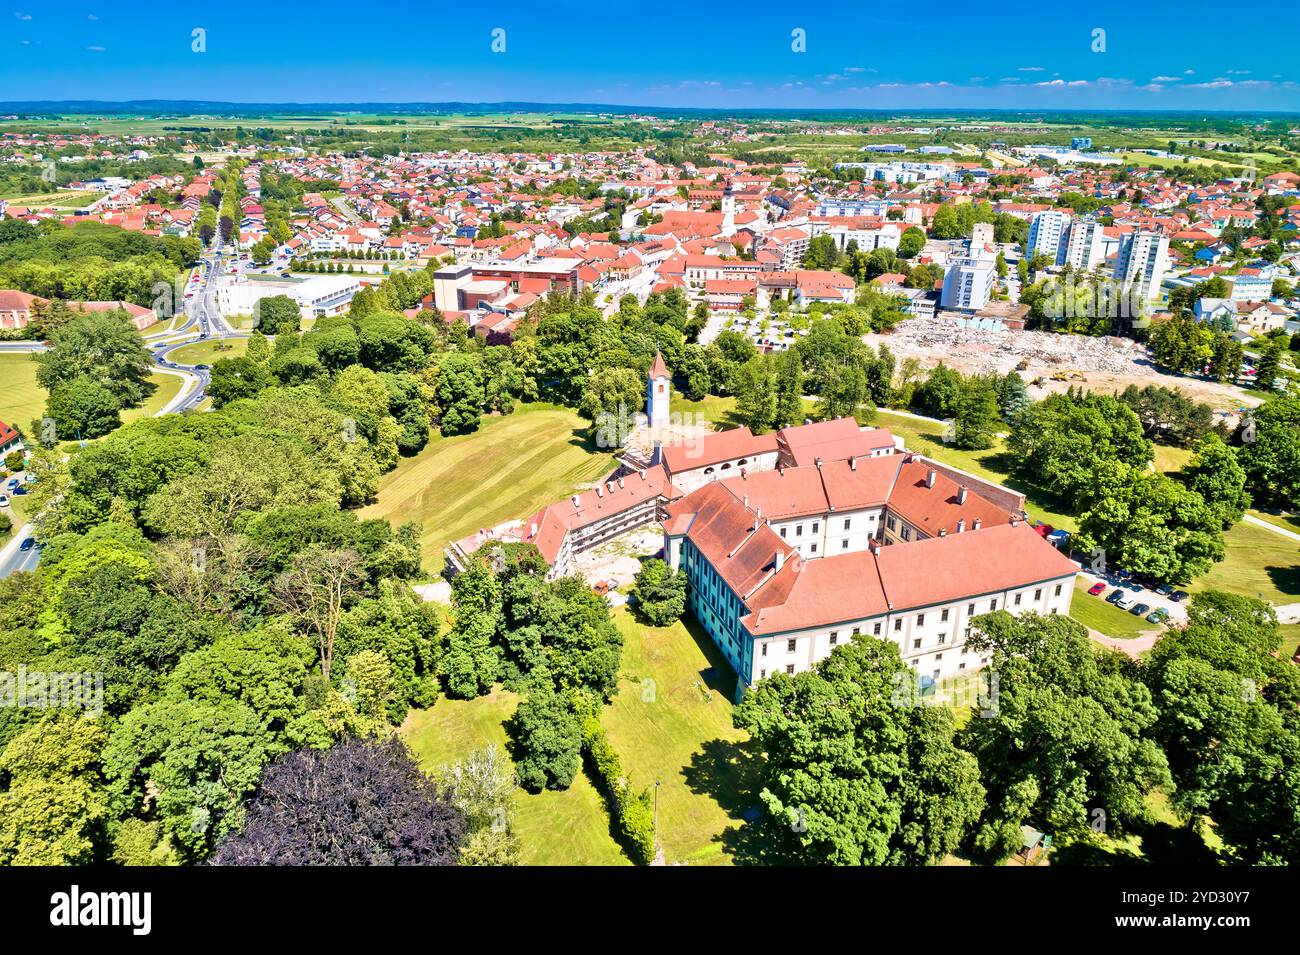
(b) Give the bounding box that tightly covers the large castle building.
[446,360,1078,698]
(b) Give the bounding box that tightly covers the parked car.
[1088,581,1108,596]
[1114,594,1133,610]
[1146,608,1170,624]
[1130,603,1151,616]
[1155,583,1173,596]
[18,537,34,551]
[1106,589,1126,604]
[13,486,27,496]
[0,494,8,506]
[1170,590,1189,602]
[5,478,17,490]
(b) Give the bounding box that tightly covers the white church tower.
[647,352,670,428]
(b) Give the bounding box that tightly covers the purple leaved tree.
[210,737,467,866]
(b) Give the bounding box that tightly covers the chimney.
[571,494,581,508]
[743,494,749,509]
[957,518,966,533]
[850,456,857,471]
[815,456,823,469]
[618,477,625,489]
[529,522,537,537]
[938,528,947,537]
[926,468,936,489]
[755,506,762,523]
[595,485,603,497]
[868,539,880,555]
[639,470,646,480]
[957,485,968,505]
[774,550,785,571]
[973,517,982,531]
[1010,514,1020,526]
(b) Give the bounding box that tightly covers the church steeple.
[647,352,670,428]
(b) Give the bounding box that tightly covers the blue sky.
[3,2,1298,111]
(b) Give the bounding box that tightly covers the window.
[912,638,921,650]
[852,627,860,636]
[901,527,911,541]
[990,599,998,611]
[761,643,768,657]
[873,622,882,636]
[843,518,851,530]
[1014,593,1022,606]
[894,619,902,632]
[961,645,968,654]
[842,539,849,549]
[796,525,803,537]
[810,543,817,554]
[967,603,975,615]
[941,608,949,622]
[780,527,787,538]
[916,613,925,626]
[760,669,766,679]
[812,522,819,533]
[887,516,897,531]
[787,639,797,653]
[1054,584,1062,597]
[958,662,966,671]
[938,633,947,645]
[935,653,943,661]
[1034,588,1042,601]
[829,632,838,646]
[786,664,795,675]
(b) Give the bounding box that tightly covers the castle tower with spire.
[647,352,670,428]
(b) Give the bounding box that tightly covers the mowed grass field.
[0,351,186,435]
[601,607,753,865]
[360,404,614,573]
[400,687,629,866]
[398,605,754,865]
[0,353,44,433]
[167,338,248,365]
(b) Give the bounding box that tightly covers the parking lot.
[1074,561,1190,625]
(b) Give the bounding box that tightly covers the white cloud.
[86,45,105,52]
[14,11,32,18]
[1150,76,1182,82]
[1018,66,1045,72]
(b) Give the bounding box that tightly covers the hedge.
[580,713,656,865]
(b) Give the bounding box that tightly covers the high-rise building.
[941,254,996,311]
[1026,210,1070,264]
[1062,220,1106,271]
[1113,231,1170,301]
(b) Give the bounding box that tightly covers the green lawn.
[1278,624,1300,662]
[359,403,614,573]
[1246,509,1300,536]
[0,353,44,434]
[399,687,629,866]
[1191,520,1300,607]
[1068,579,1153,639]
[167,338,248,366]
[121,372,185,424]
[602,606,753,865]
[1153,443,1194,478]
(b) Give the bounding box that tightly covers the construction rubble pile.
[874,317,1150,376]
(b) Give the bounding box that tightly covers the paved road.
[0,524,38,580]
[1243,513,1300,543]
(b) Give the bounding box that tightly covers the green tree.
[44,376,122,440]
[632,558,686,626]
[735,639,984,865]
[961,612,1170,861]
[509,683,582,792]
